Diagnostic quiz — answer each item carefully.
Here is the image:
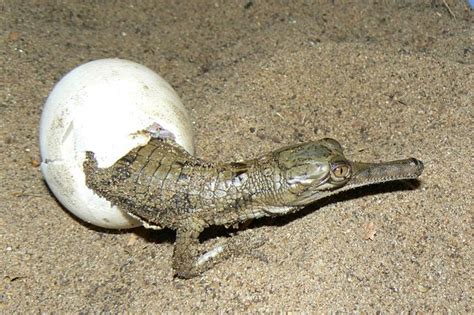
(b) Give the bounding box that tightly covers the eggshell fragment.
[39,59,194,229]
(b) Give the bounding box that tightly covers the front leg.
[172,218,206,278]
[172,218,266,278]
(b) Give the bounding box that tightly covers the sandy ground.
[1,0,473,312]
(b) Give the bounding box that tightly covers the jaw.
[290,157,424,206]
[347,157,424,190]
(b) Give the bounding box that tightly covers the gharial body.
[84,137,423,278]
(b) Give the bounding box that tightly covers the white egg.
[39,58,194,229]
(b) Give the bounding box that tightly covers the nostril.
[409,158,424,175]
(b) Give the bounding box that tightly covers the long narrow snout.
[348,158,424,189]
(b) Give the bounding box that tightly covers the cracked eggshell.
[40,58,194,229]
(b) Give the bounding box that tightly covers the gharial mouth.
[288,158,424,207]
[349,158,424,188]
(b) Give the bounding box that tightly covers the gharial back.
[83,139,215,228]
[83,139,267,229]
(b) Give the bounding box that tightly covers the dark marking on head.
[178,172,189,181]
[174,160,185,167]
[234,169,247,177]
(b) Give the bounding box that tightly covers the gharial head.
[273,138,424,207]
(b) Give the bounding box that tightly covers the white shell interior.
[39,58,194,229]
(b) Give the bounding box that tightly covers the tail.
[83,151,101,191]
[83,151,99,172]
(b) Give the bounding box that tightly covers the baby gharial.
[84,137,423,278]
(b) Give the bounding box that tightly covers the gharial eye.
[331,162,351,180]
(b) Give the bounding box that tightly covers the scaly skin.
[84,138,423,278]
